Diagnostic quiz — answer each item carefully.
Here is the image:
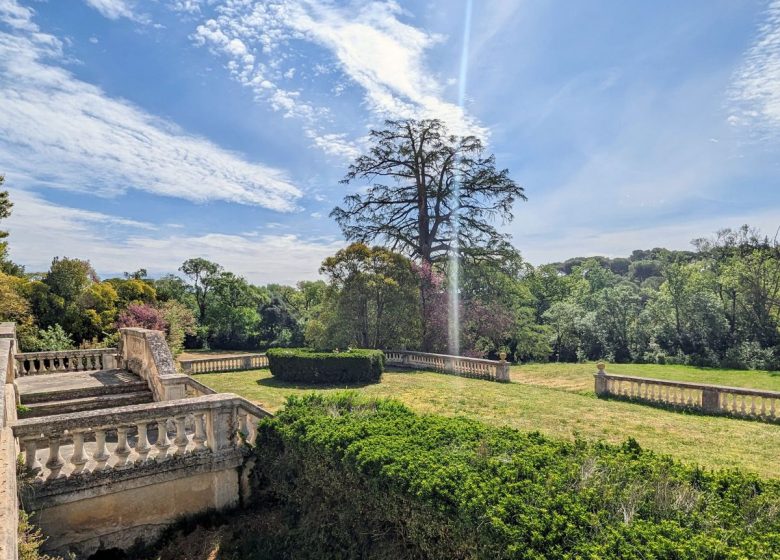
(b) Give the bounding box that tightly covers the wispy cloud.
[6,191,341,283]
[83,0,137,21]
[191,0,485,158]
[729,0,780,136]
[0,0,302,210]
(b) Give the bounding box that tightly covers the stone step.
[20,380,150,404]
[18,369,148,404]
[20,391,154,418]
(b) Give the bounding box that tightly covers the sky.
[0,0,778,284]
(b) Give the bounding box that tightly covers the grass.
[197,362,780,479]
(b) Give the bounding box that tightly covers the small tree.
[179,258,222,321]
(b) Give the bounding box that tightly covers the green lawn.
[196,364,780,479]
[511,361,780,394]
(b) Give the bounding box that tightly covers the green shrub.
[266,348,384,384]
[252,393,780,559]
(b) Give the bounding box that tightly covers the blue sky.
[0,0,778,284]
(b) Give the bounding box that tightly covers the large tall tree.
[331,119,526,265]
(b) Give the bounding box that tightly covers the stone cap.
[11,393,272,438]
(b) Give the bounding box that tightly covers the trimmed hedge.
[252,393,780,559]
[266,348,384,384]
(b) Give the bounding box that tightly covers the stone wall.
[35,468,239,557]
[120,328,189,401]
[0,327,19,560]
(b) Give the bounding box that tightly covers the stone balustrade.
[11,393,270,484]
[14,349,119,376]
[385,350,510,382]
[0,323,18,560]
[179,354,268,374]
[594,363,780,422]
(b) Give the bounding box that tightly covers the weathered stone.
[36,469,239,558]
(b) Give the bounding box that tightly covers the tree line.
[0,118,777,369]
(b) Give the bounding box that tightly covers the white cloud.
[190,0,486,160]
[0,2,303,210]
[729,0,780,136]
[6,191,341,283]
[0,0,36,31]
[83,0,139,21]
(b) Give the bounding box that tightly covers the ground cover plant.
[246,393,780,559]
[266,347,384,383]
[197,365,780,478]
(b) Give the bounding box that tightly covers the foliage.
[159,300,197,356]
[252,393,780,559]
[179,258,222,321]
[116,303,167,331]
[316,243,422,350]
[331,118,526,265]
[26,325,74,352]
[267,348,384,384]
[18,510,60,560]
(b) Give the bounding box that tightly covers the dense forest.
[1,118,778,371]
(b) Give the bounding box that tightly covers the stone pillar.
[701,387,720,413]
[496,352,510,382]
[206,405,236,452]
[101,350,118,370]
[594,362,608,396]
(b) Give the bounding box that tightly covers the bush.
[266,348,384,384]
[251,393,780,559]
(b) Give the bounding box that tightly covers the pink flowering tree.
[116,303,168,332]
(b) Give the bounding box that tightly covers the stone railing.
[120,328,190,401]
[385,350,510,382]
[0,323,18,560]
[594,363,780,422]
[179,354,268,374]
[11,393,270,484]
[14,348,119,376]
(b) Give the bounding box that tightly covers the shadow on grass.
[256,377,378,390]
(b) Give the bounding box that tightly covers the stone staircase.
[16,369,153,418]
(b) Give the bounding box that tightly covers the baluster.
[46,436,65,479]
[114,426,131,468]
[238,410,249,442]
[23,439,41,471]
[686,390,693,407]
[30,359,38,375]
[56,355,66,372]
[664,386,670,403]
[192,413,207,451]
[740,395,747,415]
[174,416,189,455]
[771,398,776,419]
[93,429,110,470]
[70,431,88,474]
[135,422,151,463]
[155,419,172,459]
[750,396,756,416]
[761,397,767,417]
[246,414,258,445]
